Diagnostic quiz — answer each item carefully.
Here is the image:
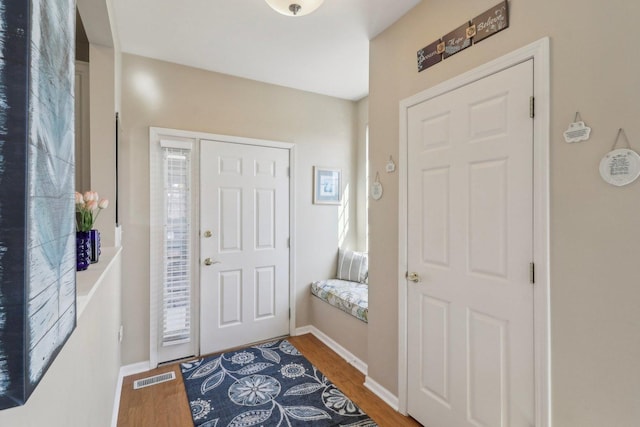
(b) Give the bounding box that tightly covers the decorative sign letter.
[564,112,591,143]
[599,149,640,186]
[564,121,592,143]
[417,39,443,72]
[442,22,472,59]
[599,129,640,186]
[472,0,509,43]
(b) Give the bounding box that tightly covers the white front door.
[200,140,290,355]
[407,60,534,427]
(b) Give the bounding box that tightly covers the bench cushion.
[311,279,368,323]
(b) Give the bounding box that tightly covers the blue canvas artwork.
[0,0,9,399]
[0,0,76,409]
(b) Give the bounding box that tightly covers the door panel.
[468,309,507,427]
[468,159,508,278]
[200,140,289,355]
[255,189,275,249]
[219,270,242,326]
[407,60,534,427]
[255,266,276,319]
[220,188,242,252]
[420,295,450,405]
[421,167,450,266]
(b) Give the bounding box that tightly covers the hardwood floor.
[117,333,421,426]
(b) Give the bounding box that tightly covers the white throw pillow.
[336,249,368,283]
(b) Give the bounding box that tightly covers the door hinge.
[529,96,535,118]
[286,237,290,248]
[529,262,535,284]
[287,167,290,177]
[288,308,291,319]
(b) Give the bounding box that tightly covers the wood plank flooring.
[117,333,421,426]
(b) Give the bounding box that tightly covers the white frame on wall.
[397,38,551,426]
[313,166,342,205]
[149,127,297,368]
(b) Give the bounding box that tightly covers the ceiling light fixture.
[265,0,325,17]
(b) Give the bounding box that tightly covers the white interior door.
[407,60,535,427]
[200,140,290,355]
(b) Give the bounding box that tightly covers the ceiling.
[111,0,421,101]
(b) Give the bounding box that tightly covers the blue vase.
[89,229,101,263]
[76,231,92,271]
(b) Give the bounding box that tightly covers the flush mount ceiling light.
[265,0,325,16]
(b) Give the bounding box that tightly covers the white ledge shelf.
[76,246,122,319]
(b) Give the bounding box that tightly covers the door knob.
[204,258,220,266]
[203,230,213,238]
[407,272,421,283]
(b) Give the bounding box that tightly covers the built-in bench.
[311,279,368,323]
[310,249,368,323]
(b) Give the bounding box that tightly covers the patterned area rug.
[180,339,377,427]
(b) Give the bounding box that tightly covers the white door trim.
[149,127,296,367]
[398,38,551,427]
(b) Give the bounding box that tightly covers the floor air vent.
[133,371,176,390]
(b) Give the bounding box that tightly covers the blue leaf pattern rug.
[180,339,377,427]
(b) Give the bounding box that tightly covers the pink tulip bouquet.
[75,191,109,232]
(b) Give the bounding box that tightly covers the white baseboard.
[295,326,402,413]
[111,361,151,427]
[120,361,152,377]
[294,325,368,375]
[364,376,400,411]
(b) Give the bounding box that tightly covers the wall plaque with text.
[415,0,510,72]
[417,39,444,72]
[472,0,509,43]
[442,22,472,59]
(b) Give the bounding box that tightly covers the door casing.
[149,127,296,368]
[398,38,551,427]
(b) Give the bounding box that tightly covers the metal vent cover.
[133,371,176,390]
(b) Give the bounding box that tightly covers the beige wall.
[0,255,122,427]
[89,44,117,247]
[369,0,640,425]
[309,297,368,363]
[356,97,369,251]
[304,97,370,361]
[119,54,360,364]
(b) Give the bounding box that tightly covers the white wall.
[368,0,640,425]
[119,54,360,364]
[0,255,122,426]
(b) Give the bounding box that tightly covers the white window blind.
[161,147,192,346]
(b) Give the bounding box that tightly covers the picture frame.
[313,167,342,205]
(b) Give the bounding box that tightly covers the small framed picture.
[313,167,341,205]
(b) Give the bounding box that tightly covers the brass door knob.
[407,272,420,283]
